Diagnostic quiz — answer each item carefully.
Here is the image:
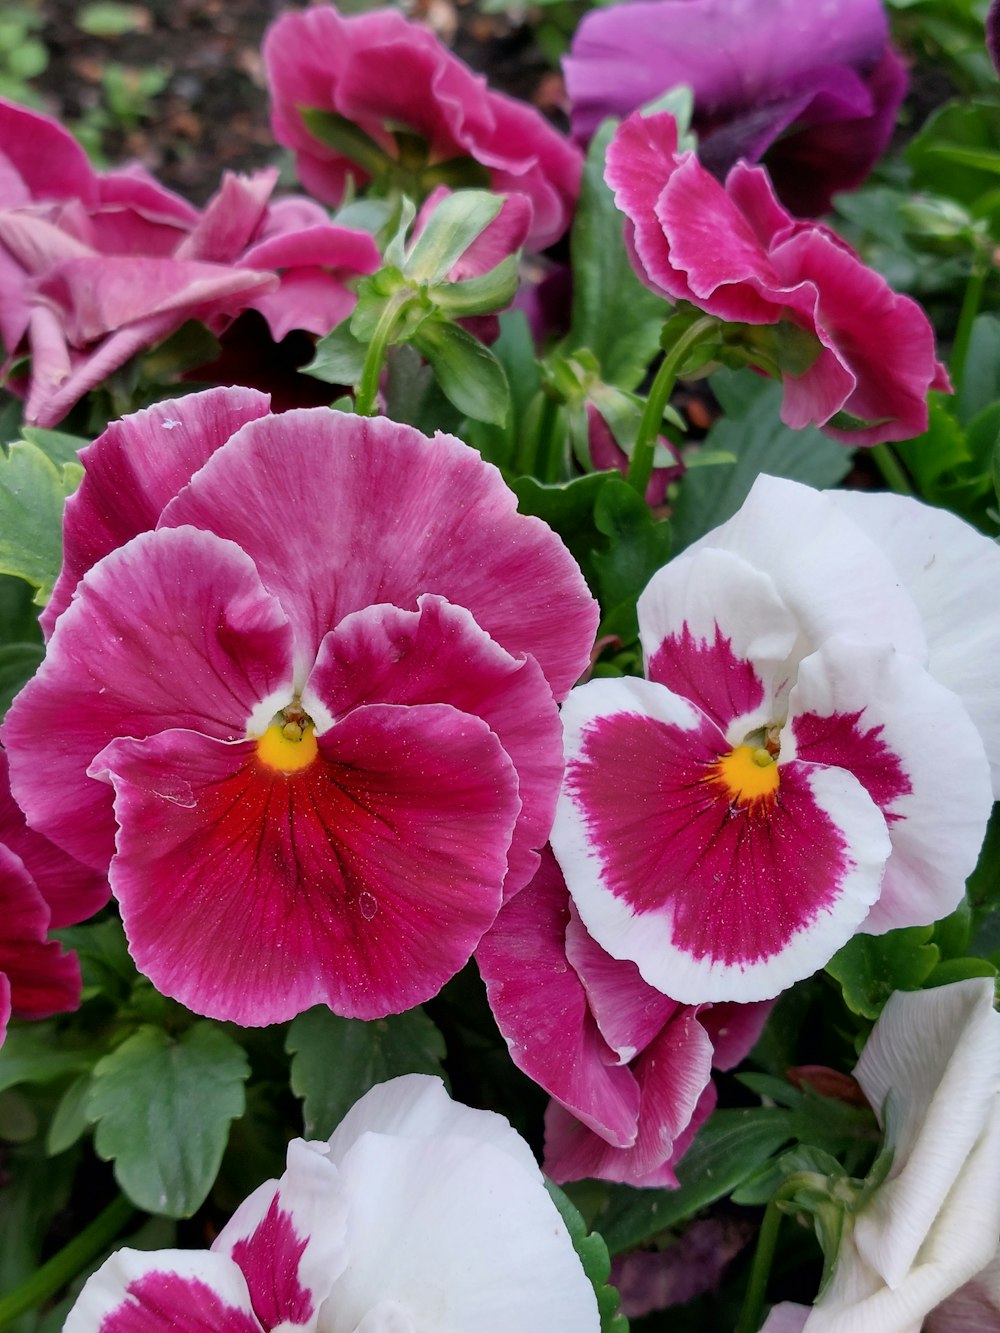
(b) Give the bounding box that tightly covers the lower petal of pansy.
[94,703,518,1024]
[304,594,563,899]
[787,637,993,934]
[476,851,641,1148]
[555,677,890,1003]
[64,1249,265,1333]
[0,845,80,1020]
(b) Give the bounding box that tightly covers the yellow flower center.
[256,718,318,773]
[711,743,780,805]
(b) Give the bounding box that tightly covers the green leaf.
[18,426,88,468]
[460,309,542,469]
[75,2,148,36]
[924,956,998,987]
[545,1181,629,1332]
[670,370,853,551]
[299,107,394,178]
[433,254,521,318]
[594,1107,796,1253]
[0,1023,91,1094]
[0,441,81,604]
[826,928,940,1019]
[0,1136,78,1305]
[567,120,667,390]
[286,1005,447,1140]
[302,322,367,387]
[87,1023,249,1216]
[907,99,1000,210]
[590,477,672,635]
[0,642,43,716]
[403,189,504,284]
[47,1071,95,1156]
[410,318,509,426]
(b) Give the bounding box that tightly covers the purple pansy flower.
[565,0,907,217]
[3,388,598,1025]
[550,476,997,1005]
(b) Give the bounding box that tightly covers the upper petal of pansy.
[64,1248,265,1333]
[2,526,295,871]
[303,594,564,898]
[44,386,271,636]
[829,490,1000,796]
[476,851,644,1150]
[215,1139,348,1327]
[787,637,993,935]
[686,476,928,660]
[638,546,801,737]
[93,701,518,1023]
[323,1114,600,1330]
[553,675,891,1002]
[159,409,597,696]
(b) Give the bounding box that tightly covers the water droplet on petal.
[359,893,377,921]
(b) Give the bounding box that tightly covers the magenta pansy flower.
[65,1075,602,1332]
[477,849,771,1185]
[3,388,598,1025]
[263,4,582,251]
[605,110,951,447]
[0,749,108,1046]
[0,98,380,428]
[565,0,907,217]
[550,476,996,1005]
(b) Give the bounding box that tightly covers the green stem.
[735,1193,786,1333]
[0,1195,135,1330]
[353,289,414,417]
[627,316,720,496]
[950,253,988,395]
[870,441,914,497]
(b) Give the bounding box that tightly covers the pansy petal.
[304,594,563,898]
[476,852,641,1148]
[326,1127,600,1331]
[687,476,927,659]
[554,676,890,1002]
[45,386,271,636]
[788,638,993,933]
[0,844,80,1020]
[3,527,294,871]
[159,409,598,696]
[215,1139,348,1325]
[638,547,800,735]
[95,702,517,1024]
[63,1249,263,1333]
[544,1011,714,1186]
[852,979,1000,1289]
[829,490,1000,795]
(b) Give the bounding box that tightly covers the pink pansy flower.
[263,4,582,251]
[763,979,1000,1333]
[604,110,951,446]
[65,1075,602,1333]
[3,388,598,1025]
[0,749,108,1046]
[566,0,907,217]
[0,98,380,428]
[477,849,771,1185]
[551,475,996,1005]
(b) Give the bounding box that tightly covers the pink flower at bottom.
[477,849,771,1185]
[3,389,598,1026]
[604,111,950,446]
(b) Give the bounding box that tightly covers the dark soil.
[30,0,565,204]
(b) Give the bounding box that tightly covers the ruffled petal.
[554,676,890,1002]
[304,594,563,898]
[159,409,598,697]
[0,844,80,1021]
[95,701,517,1023]
[45,386,271,636]
[215,1139,348,1327]
[3,527,294,871]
